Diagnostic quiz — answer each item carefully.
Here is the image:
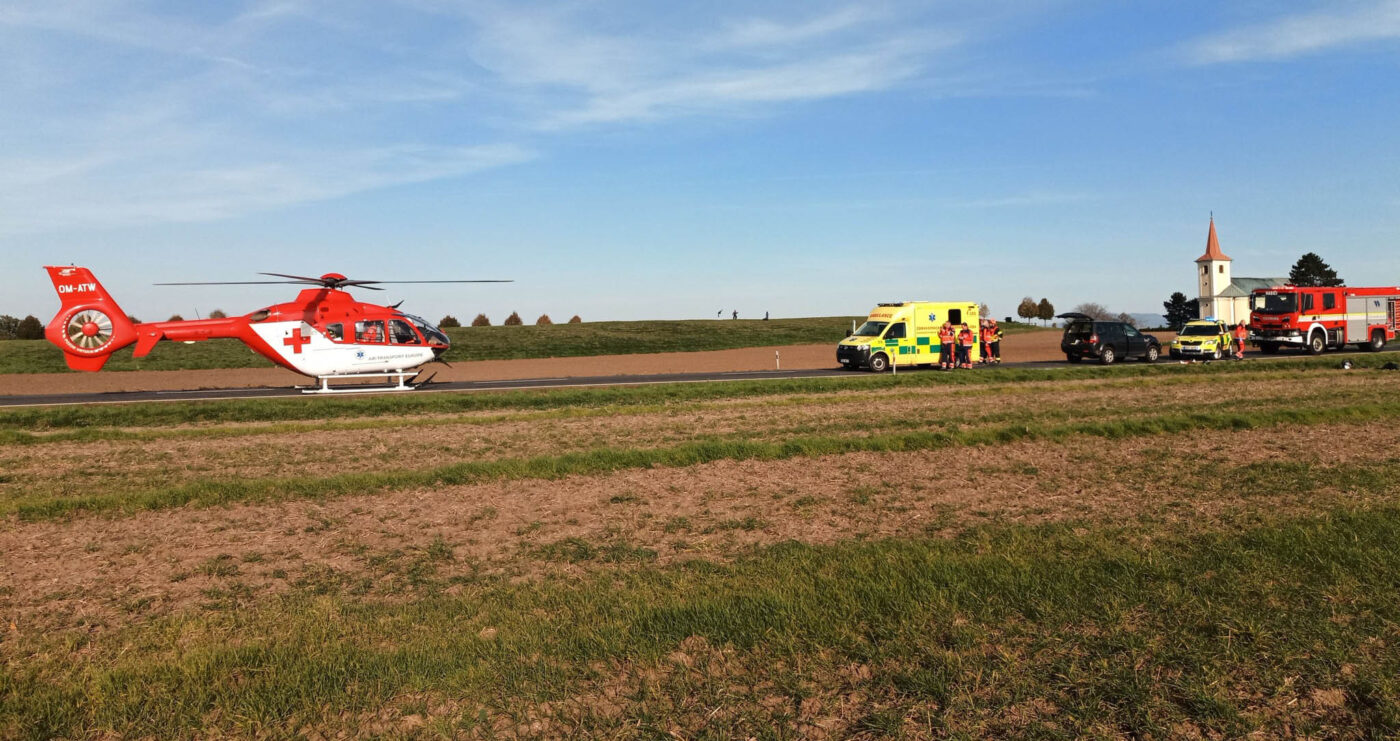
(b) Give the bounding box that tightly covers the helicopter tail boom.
[43,266,139,371]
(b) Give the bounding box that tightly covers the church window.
[1218,265,1225,274]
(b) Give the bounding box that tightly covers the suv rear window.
[1064,320,1093,338]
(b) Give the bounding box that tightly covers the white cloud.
[543,43,931,128]
[0,1,1030,234]
[717,6,879,48]
[1182,0,1400,64]
[447,3,962,129]
[0,144,534,235]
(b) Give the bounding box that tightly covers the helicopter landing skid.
[300,371,420,394]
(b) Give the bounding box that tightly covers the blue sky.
[2,0,1398,324]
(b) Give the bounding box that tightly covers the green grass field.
[4,354,1399,738]
[0,316,1046,373]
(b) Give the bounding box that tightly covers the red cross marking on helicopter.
[283,327,312,354]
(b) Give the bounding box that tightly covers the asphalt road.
[0,347,1382,409]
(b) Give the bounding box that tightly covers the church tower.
[1195,216,1231,319]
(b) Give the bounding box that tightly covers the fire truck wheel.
[1259,342,1280,354]
[868,353,889,373]
[1143,345,1159,363]
[1308,332,1326,355]
[1098,345,1116,365]
[1368,331,1386,352]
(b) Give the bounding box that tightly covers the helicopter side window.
[324,323,344,342]
[355,320,386,344]
[389,319,421,344]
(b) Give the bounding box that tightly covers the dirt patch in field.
[0,329,1098,396]
[1,373,1365,502]
[1,420,1394,636]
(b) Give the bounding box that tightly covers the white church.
[1195,217,1288,326]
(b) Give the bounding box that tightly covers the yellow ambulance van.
[837,301,980,372]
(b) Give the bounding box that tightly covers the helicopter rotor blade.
[258,272,329,283]
[154,280,316,286]
[157,274,512,289]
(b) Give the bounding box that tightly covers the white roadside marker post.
[775,350,780,370]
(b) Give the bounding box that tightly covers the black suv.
[1058,313,1161,365]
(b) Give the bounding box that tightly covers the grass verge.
[5,507,1397,738]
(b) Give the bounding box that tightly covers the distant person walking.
[938,321,956,370]
[1233,322,1248,359]
[732,310,738,320]
[764,311,769,321]
[957,323,975,369]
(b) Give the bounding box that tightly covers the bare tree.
[1070,302,1113,320]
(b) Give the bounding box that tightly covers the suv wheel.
[868,353,889,373]
[1144,345,1159,363]
[1099,345,1116,365]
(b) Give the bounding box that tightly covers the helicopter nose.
[433,343,449,358]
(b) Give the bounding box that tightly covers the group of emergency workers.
[936,319,1003,370]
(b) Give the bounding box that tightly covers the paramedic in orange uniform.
[938,322,956,370]
[957,323,975,369]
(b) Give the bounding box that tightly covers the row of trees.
[1015,297,1056,325]
[0,315,44,340]
[439,314,583,328]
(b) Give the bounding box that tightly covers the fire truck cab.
[1249,285,1400,355]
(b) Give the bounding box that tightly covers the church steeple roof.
[1195,216,1231,262]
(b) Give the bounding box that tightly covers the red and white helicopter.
[43,266,510,393]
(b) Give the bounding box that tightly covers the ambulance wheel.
[1367,331,1386,352]
[1259,342,1280,355]
[1143,346,1159,363]
[1307,332,1326,355]
[1098,346,1116,365]
[868,353,890,373]
[1210,348,1222,361]
[1065,353,1081,363]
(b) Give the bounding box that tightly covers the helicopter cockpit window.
[355,320,386,344]
[389,319,421,344]
[403,313,449,345]
[324,323,344,342]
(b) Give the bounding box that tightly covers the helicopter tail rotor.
[43,266,140,371]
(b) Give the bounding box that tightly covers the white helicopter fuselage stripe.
[249,322,437,376]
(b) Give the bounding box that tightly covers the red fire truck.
[1249,285,1400,355]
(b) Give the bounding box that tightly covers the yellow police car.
[1169,319,1231,360]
